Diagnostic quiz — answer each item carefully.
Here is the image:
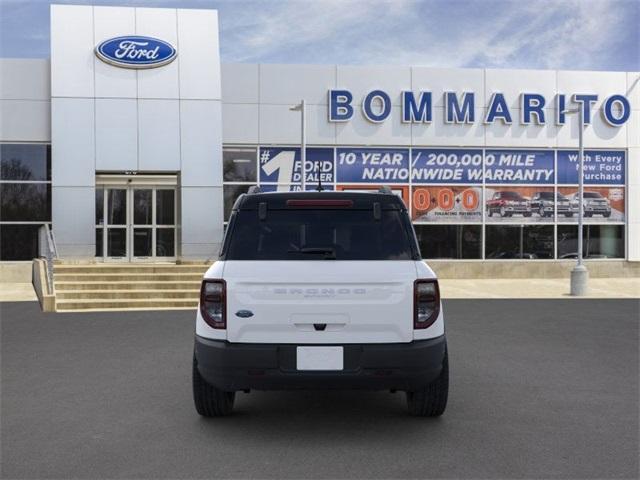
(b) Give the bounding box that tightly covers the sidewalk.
[0,283,37,302]
[439,278,640,299]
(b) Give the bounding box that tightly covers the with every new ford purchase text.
[193,188,448,416]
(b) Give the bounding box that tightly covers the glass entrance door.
[96,185,176,262]
[132,188,153,260]
[105,188,128,260]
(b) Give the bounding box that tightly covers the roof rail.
[247,186,262,194]
[378,185,393,195]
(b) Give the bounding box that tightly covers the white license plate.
[296,346,344,371]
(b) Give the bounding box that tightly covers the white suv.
[193,188,448,417]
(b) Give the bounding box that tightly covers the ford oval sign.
[95,36,177,69]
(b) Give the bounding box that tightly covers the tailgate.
[223,260,417,344]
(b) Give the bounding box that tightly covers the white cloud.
[218,0,637,71]
[0,0,636,70]
[219,0,417,62]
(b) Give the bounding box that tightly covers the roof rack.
[378,185,393,195]
[247,186,262,194]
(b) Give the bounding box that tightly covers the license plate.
[296,346,343,371]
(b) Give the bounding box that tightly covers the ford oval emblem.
[95,36,177,69]
[235,310,254,318]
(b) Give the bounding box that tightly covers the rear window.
[223,209,417,260]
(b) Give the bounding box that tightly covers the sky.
[0,0,638,71]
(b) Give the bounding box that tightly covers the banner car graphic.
[557,150,625,185]
[259,148,334,185]
[485,186,555,223]
[336,148,410,183]
[412,186,482,222]
[557,187,624,223]
[484,150,554,184]
[411,149,483,184]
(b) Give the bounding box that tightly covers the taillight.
[200,279,226,329]
[414,279,440,329]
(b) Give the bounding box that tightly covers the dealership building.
[1,4,639,273]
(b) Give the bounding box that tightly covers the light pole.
[564,104,588,295]
[289,100,306,191]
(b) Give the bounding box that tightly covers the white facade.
[0,4,638,263]
[49,4,223,260]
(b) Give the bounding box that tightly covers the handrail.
[38,224,58,294]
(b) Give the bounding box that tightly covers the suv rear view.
[193,189,448,417]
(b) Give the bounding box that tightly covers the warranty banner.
[412,186,482,222]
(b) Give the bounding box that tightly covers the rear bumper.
[194,335,447,392]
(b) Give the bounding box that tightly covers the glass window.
[223,184,253,221]
[156,190,175,225]
[95,228,103,257]
[486,225,554,259]
[0,144,50,181]
[95,188,104,226]
[223,148,257,182]
[225,209,416,261]
[414,225,482,259]
[133,228,153,257]
[0,183,51,221]
[0,224,40,260]
[156,228,175,257]
[133,189,152,225]
[107,189,127,225]
[107,228,126,257]
[557,225,624,259]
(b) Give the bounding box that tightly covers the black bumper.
[194,335,447,392]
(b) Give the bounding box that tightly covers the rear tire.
[193,355,235,417]
[406,349,449,417]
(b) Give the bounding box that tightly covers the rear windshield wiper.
[288,247,337,259]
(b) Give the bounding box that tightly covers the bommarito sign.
[328,89,631,127]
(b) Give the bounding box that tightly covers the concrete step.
[50,263,208,312]
[54,272,204,282]
[56,289,199,300]
[55,281,201,291]
[55,298,199,311]
[56,306,197,313]
[53,264,209,274]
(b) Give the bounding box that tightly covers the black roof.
[233,190,406,211]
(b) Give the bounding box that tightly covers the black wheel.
[565,213,573,217]
[193,355,235,417]
[603,211,611,218]
[406,348,449,417]
[523,212,532,217]
[487,207,493,217]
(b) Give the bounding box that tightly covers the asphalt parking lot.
[1,299,638,479]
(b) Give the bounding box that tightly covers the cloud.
[0,0,637,70]
[218,0,416,62]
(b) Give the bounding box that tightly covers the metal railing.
[38,224,58,294]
